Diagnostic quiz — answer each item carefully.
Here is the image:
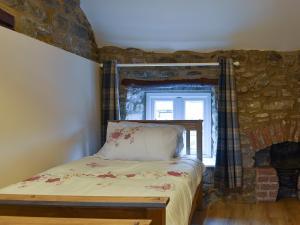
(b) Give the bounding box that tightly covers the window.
[146,92,214,164]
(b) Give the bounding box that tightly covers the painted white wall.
[81,0,300,52]
[0,27,101,188]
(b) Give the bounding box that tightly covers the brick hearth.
[256,167,279,201]
[248,120,300,202]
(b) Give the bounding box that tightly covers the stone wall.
[99,46,300,201]
[0,0,98,61]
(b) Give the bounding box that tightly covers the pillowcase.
[98,123,181,161]
[106,121,185,156]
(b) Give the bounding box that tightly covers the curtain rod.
[99,62,240,68]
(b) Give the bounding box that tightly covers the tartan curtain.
[101,61,120,146]
[214,58,242,191]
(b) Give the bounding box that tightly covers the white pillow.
[106,121,185,156]
[98,125,179,161]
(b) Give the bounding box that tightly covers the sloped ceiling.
[81,0,300,52]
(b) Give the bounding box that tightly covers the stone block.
[263,100,294,111]
[1,0,98,61]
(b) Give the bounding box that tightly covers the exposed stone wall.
[0,0,98,61]
[99,46,300,201]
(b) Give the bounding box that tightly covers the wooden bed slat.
[0,205,162,225]
[0,194,169,208]
[0,216,152,225]
[186,130,191,155]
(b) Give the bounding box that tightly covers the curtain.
[101,61,120,146]
[214,58,242,192]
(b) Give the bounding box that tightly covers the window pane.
[184,101,204,120]
[154,100,173,120]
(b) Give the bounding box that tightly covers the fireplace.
[271,142,300,199]
[255,142,300,201]
[248,120,300,202]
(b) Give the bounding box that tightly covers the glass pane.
[184,101,204,120]
[154,100,173,120]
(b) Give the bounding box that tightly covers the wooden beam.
[121,78,218,87]
[0,8,14,30]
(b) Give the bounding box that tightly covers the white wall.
[0,27,101,188]
[82,0,300,52]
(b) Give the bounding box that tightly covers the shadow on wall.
[0,129,88,188]
[0,27,101,188]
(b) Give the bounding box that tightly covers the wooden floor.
[192,199,300,225]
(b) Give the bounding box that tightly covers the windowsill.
[183,154,215,167]
[203,157,216,167]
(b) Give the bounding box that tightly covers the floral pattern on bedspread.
[0,155,203,225]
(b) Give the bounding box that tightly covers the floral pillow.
[98,125,179,161]
[105,121,185,156]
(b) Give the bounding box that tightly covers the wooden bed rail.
[0,183,203,225]
[0,216,152,225]
[0,194,169,208]
[0,195,168,225]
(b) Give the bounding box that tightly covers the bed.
[0,120,204,225]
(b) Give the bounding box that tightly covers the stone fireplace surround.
[248,120,300,202]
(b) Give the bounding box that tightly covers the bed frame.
[0,120,203,225]
[0,216,152,225]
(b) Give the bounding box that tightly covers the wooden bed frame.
[0,216,152,225]
[0,120,203,225]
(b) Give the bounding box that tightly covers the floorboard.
[192,199,300,225]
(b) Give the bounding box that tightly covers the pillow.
[106,121,185,156]
[98,125,180,161]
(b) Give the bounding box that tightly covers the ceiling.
[81,0,300,52]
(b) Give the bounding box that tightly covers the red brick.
[269,191,278,199]
[248,131,259,151]
[289,121,297,141]
[256,191,268,198]
[295,122,300,142]
[262,127,272,147]
[257,176,269,182]
[256,129,266,150]
[260,184,278,191]
[256,168,276,176]
[274,123,284,143]
[269,176,278,182]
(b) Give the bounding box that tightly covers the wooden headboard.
[112,120,203,161]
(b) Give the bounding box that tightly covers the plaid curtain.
[214,58,242,191]
[101,61,120,146]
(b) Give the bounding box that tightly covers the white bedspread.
[0,155,204,225]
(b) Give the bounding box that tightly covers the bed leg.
[146,208,166,225]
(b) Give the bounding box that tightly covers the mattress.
[0,155,204,225]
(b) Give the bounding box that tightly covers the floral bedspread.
[0,155,204,225]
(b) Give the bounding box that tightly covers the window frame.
[146,91,213,159]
